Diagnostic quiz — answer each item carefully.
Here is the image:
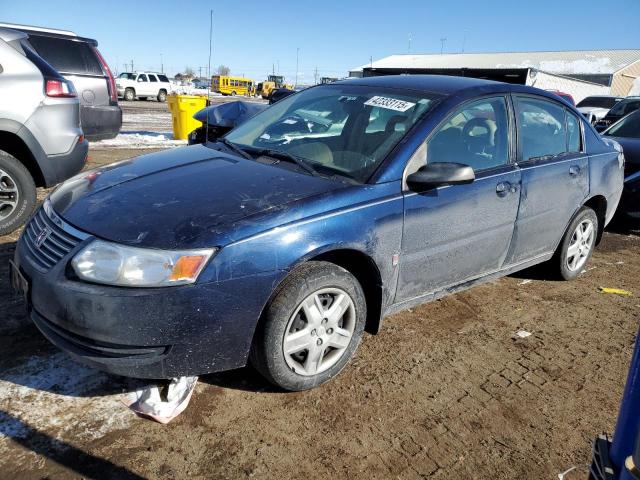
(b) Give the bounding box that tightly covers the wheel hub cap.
[566,219,595,272]
[283,287,356,376]
[0,168,19,221]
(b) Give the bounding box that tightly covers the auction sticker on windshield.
[364,96,416,112]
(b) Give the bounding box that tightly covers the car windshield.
[224,84,441,182]
[577,97,621,109]
[609,99,640,116]
[119,73,135,80]
[604,111,640,139]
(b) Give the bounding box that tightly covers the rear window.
[27,35,103,75]
[158,74,169,83]
[577,96,621,109]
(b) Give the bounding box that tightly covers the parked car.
[11,76,623,391]
[577,95,624,125]
[0,28,87,235]
[116,71,172,102]
[188,101,267,145]
[547,90,575,106]
[596,97,640,132]
[602,110,640,217]
[0,22,122,141]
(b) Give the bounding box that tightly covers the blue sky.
[2,0,639,84]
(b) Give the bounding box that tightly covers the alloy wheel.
[566,219,595,272]
[0,168,19,221]
[283,287,356,376]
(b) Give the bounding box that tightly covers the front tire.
[555,207,598,280]
[250,261,366,391]
[0,150,36,236]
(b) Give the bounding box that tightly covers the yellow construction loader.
[257,75,293,100]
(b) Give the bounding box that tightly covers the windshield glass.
[609,99,640,116]
[224,84,441,182]
[577,97,621,109]
[604,111,640,139]
[118,73,135,80]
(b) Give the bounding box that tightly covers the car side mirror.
[406,162,475,191]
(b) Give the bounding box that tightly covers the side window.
[427,97,510,172]
[566,111,582,153]
[158,74,169,83]
[148,74,158,82]
[137,74,148,82]
[516,97,567,161]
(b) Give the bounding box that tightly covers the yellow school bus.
[211,75,255,96]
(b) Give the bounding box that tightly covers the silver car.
[0,27,87,235]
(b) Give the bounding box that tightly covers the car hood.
[578,106,608,117]
[50,145,343,249]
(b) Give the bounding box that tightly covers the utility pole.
[440,38,447,54]
[370,56,373,68]
[272,63,275,75]
[295,47,299,87]
[314,66,318,84]
[130,59,134,72]
[461,34,466,53]
[198,66,203,79]
[408,33,412,53]
[123,63,128,73]
[160,53,163,73]
[207,9,213,80]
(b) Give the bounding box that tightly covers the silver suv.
[0,22,122,141]
[0,28,87,235]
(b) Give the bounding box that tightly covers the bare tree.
[217,65,231,76]
[184,66,195,77]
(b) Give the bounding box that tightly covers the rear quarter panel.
[586,126,624,225]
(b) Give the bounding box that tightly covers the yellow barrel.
[167,95,208,140]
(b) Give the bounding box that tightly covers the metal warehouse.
[349,50,640,102]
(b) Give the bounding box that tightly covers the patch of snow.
[91,131,187,149]
[0,352,136,456]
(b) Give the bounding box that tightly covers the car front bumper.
[13,210,280,379]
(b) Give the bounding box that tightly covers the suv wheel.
[157,90,167,102]
[0,150,36,236]
[554,206,599,281]
[124,88,135,101]
[250,261,366,391]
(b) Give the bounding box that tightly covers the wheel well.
[0,131,44,187]
[584,195,607,244]
[159,88,167,93]
[311,249,384,334]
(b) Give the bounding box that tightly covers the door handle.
[569,165,580,176]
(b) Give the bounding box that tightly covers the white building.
[349,50,640,102]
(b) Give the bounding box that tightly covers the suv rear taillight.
[93,47,117,103]
[45,78,77,98]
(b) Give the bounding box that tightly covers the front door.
[396,96,521,303]
[507,96,589,263]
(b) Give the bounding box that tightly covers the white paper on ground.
[122,376,198,424]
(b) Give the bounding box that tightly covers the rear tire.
[157,90,167,102]
[554,207,598,281]
[0,150,36,236]
[124,88,135,101]
[250,261,366,391]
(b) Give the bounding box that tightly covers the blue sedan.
[11,75,624,391]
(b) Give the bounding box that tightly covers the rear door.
[507,95,589,263]
[395,95,521,303]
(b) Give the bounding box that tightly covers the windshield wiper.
[218,138,253,160]
[256,148,319,177]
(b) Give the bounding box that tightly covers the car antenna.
[205,9,213,145]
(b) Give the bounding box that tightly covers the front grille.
[23,203,83,271]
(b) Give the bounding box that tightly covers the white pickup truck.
[116,72,172,102]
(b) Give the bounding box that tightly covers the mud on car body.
[12,75,624,391]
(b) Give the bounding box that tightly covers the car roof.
[0,27,28,43]
[335,74,508,95]
[0,22,98,46]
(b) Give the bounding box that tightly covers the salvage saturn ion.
[11,76,624,391]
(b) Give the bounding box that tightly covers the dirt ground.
[1,139,639,479]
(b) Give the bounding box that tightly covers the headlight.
[71,239,216,287]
